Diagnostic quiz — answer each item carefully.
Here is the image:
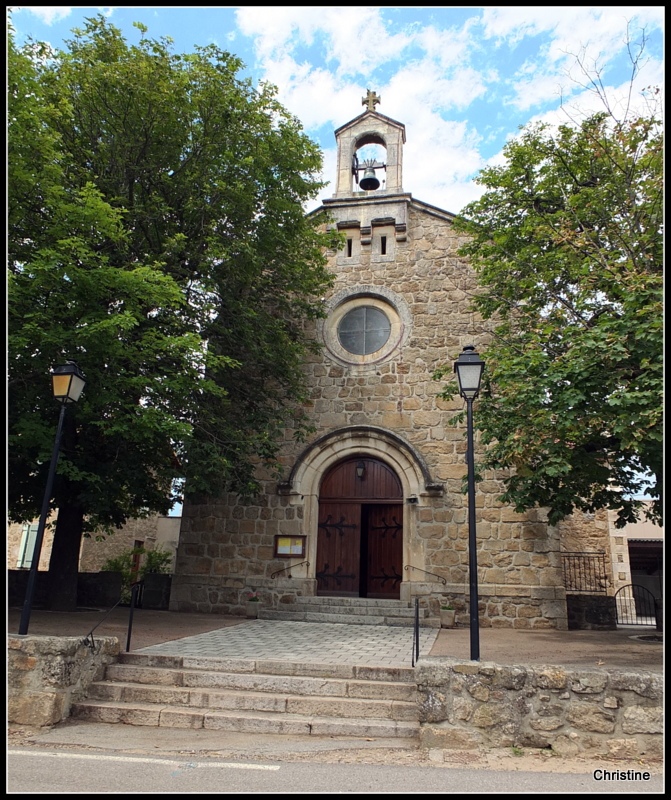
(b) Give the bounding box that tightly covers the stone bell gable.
[169,95,570,629]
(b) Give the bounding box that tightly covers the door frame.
[278,426,439,601]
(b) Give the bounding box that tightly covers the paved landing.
[137,619,438,667]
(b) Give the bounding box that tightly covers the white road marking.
[8,751,279,769]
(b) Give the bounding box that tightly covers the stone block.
[8,692,65,727]
[419,725,481,750]
[550,734,581,757]
[566,703,615,733]
[492,666,527,690]
[608,672,662,700]
[529,716,564,731]
[622,707,663,734]
[533,668,568,689]
[472,703,509,728]
[605,738,644,760]
[570,672,608,694]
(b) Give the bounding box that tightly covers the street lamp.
[454,345,485,661]
[18,361,86,635]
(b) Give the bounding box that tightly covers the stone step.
[72,651,420,740]
[104,664,417,701]
[266,603,423,618]
[259,609,440,627]
[70,700,419,738]
[116,653,416,683]
[288,597,414,608]
[85,681,418,720]
[71,653,419,738]
[257,597,439,627]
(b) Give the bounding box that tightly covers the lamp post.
[18,361,86,635]
[454,345,485,661]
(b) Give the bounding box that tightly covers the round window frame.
[337,305,391,356]
[323,295,403,366]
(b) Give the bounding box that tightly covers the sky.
[9,6,664,215]
[9,7,662,512]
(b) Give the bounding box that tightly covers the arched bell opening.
[352,137,387,193]
[317,456,403,598]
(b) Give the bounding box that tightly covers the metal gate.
[614,584,657,626]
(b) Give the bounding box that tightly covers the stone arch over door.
[277,426,443,598]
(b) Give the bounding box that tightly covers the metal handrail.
[271,561,310,579]
[561,551,608,594]
[404,565,447,585]
[82,580,143,653]
[412,597,420,667]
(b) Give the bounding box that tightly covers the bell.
[359,166,380,191]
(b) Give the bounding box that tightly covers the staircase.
[70,653,419,738]
[259,597,440,627]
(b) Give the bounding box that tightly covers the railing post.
[126,582,140,652]
[412,597,420,667]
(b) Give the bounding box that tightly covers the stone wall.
[7,514,180,574]
[417,659,662,759]
[558,508,611,555]
[8,634,119,727]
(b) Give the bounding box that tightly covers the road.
[8,749,663,794]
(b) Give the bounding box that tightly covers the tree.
[8,15,337,609]
[435,71,662,528]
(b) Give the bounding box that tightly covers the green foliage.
[101,545,172,603]
[435,79,662,528]
[143,547,173,574]
[8,14,337,607]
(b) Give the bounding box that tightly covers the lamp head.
[454,345,485,400]
[51,361,87,404]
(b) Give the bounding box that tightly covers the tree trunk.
[47,498,84,611]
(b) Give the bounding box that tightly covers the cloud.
[482,7,664,112]
[235,7,413,77]
[19,7,74,25]
[236,7,662,214]
[480,7,663,47]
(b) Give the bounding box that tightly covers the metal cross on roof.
[362,89,381,112]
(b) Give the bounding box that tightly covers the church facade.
[169,94,609,629]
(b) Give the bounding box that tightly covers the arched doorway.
[316,456,403,598]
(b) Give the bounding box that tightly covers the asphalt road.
[7,749,664,794]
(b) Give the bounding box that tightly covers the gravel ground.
[7,607,663,672]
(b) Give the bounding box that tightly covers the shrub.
[102,546,172,603]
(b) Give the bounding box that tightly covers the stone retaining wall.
[8,633,661,761]
[416,659,662,759]
[8,634,119,727]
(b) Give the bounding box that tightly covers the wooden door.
[316,502,360,596]
[317,457,403,598]
[364,504,403,599]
